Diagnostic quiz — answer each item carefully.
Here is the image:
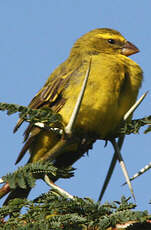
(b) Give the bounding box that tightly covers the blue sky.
[0,0,151,211]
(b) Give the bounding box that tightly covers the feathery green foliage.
[0,194,150,230]
[0,102,62,127]
[121,116,151,135]
[2,162,74,190]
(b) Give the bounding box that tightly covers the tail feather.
[13,119,24,133]
[15,136,35,164]
[3,187,31,205]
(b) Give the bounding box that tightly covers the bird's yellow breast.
[59,54,143,139]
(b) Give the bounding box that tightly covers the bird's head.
[71,28,139,57]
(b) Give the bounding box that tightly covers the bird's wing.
[13,66,70,133]
[14,60,83,164]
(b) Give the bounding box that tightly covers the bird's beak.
[121,41,139,56]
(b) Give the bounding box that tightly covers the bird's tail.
[3,137,95,205]
[3,187,31,206]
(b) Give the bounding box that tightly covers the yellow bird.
[5,28,143,202]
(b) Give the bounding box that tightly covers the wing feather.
[14,57,82,164]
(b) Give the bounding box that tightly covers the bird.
[4,28,143,204]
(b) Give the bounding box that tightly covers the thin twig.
[0,182,10,199]
[98,92,148,202]
[124,91,148,121]
[44,175,74,199]
[0,178,4,184]
[65,58,92,135]
[122,161,151,185]
[98,136,125,202]
[34,122,63,135]
[111,138,135,201]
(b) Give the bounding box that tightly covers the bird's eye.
[108,39,115,44]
